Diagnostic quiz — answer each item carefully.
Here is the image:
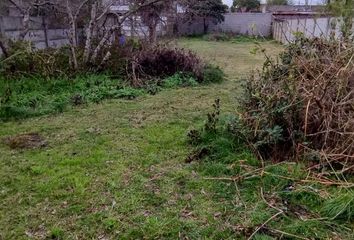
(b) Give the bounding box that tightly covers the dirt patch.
[3,133,47,149]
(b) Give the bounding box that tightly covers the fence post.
[0,16,7,57]
[0,16,5,36]
[42,16,49,48]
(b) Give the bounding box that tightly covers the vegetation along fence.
[0,15,166,56]
[273,16,354,43]
[177,13,273,37]
[0,16,70,51]
[210,13,273,37]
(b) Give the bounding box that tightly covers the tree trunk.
[70,46,79,70]
[68,16,79,70]
[91,26,118,63]
[42,16,49,48]
[70,19,78,47]
[19,10,30,40]
[83,1,98,64]
[0,39,9,58]
[66,0,79,70]
[203,18,208,35]
[148,21,158,43]
[99,51,111,68]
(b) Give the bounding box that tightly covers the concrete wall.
[210,13,273,37]
[178,13,273,37]
[177,18,207,36]
[0,16,71,54]
[273,17,349,44]
[0,15,168,56]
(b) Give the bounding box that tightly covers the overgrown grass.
[4,39,345,239]
[181,38,354,239]
[196,33,273,44]
[0,74,145,121]
[187,104,354,239]
[0,69,224,121]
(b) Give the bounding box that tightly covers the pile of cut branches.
[234,36,354,170]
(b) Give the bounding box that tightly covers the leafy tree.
[181,0,228,34]
[233,0,260,12]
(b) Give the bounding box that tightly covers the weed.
[4,39,348,240]
[200,33,269,43]
[49,227,65,239]
[322,191,354,221]
[187,93,354,239]
[0,75,146,121]
[103,218,118,232]
[202,65,225,84]
[205,99,220,133]
[162,73,198,88]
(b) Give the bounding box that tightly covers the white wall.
[211,13,273,37]
[260,0,325,4]
[273,17,349,43]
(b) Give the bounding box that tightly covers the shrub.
[202,65,225,83]
[0,40,224,120]
[162,73,198,88]
[203,32,233,41]
[0,74,131,121]
[231,36,354,166]
[0,40,71,78]
[202,33,267,43]
[133,45,204,82]
[98,39,141,76]
[1,40,224,87]
[0,40,138,79]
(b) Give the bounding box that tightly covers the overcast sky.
[222,0,325,7]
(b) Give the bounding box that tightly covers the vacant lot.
[3,39,349,239]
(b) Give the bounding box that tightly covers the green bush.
[203,32,233,42]
[201,33,268,43]
[0,74,133,121]
[162,73,198,88]
[202,65,225,83]
[0,40,71,78]
[0,40,225,121]
[228,36,354,164]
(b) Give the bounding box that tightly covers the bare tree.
[2,0,168,68]
[89,0,164,63]
[138,0,173,43]
[6,0,55,39]
[0,0,58,57]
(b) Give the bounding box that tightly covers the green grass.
[1,39,353,239]
[0,74,145,121]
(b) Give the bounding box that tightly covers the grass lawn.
[1,39,353,239]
